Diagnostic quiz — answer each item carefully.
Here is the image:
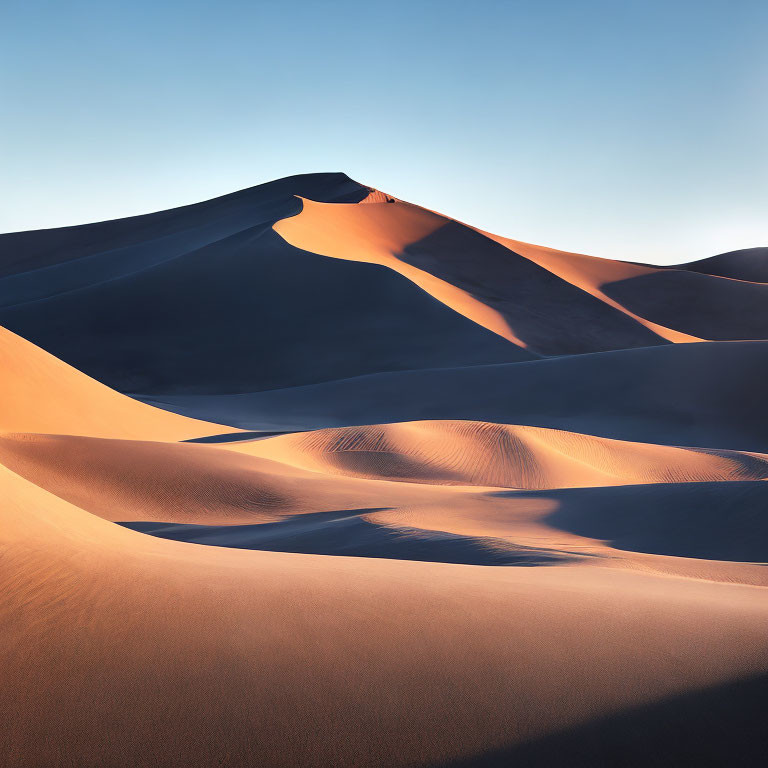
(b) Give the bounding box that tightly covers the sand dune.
[0,431,456,525]
[4,428,766,571]
[676,246,768,282]
[481,232,701,343]
[274,197,669,354]
[0,326,233,440]
[227,419,768,489]
[274,194,768,354]
[2,462,768,767]
[3,174,766,399]
[0,174,524,395]
[2,173,767,766]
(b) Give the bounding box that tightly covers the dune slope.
[0,326,233,440]
[226,419,768,489]
[3,176,766,399]
[0,175,526,395]
[2,462,768,767]
[274,197,669,354]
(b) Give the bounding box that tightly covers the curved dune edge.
[224,419,768,490]
[274,195,704,349]
[0,431,470,525]
[274,197,528,346]
[2,460,768,767]
[0,326,237,440]
[3,431,767,580]
[481,231,704,343]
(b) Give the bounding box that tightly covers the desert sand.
[1,173,766,766]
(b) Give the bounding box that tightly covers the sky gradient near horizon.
[2,0,767,263]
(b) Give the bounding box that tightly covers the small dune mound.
[0,432,438,525]
[228,420,768,490]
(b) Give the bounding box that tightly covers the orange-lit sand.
[275,194,768,353]
[274,198,526,345]
[225,419,768,489]
[2,461,768,767]
[2,428,766,588]
[482,233,703,343]
[0,326,236,441]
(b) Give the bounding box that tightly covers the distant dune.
[140,341,768,451]
[1,173,767,767]
[675,246,768,282]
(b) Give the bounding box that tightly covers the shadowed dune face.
[275,198,527,345]
[482,232,701,343]
[602,269,768,340]
[1,175,766,400]
[275,198,669,354]
[274,197,768,357]
[0,175,526,395]
[0,225,525,394]
[2,173,768,767]
[441,674,768,768]
[139,341,768,452]
[534,481,768,562]
[0,173,369,280]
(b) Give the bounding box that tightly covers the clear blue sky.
[2,0,766,263]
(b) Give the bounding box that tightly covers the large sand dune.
[1,174,767,766]
[0,174,525,394]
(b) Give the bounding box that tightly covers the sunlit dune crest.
[275,196,525,345]
[482,233,703,343]
[275,189,768,354]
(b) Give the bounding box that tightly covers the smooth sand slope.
[274,194,768,353]
[274,197,669,353]
[0,326,234,440]
[488,233,768,341]
[480,231,700,342]
[675,246,768,282]
[140,341,768,452]
[2,462,768,768]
